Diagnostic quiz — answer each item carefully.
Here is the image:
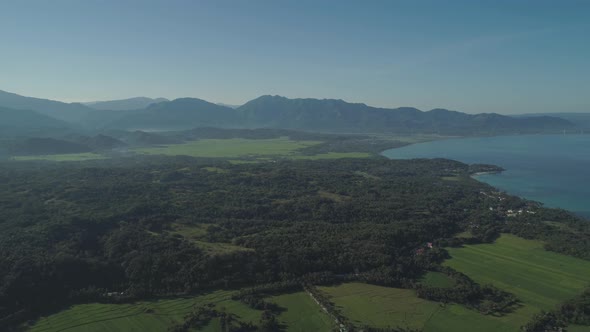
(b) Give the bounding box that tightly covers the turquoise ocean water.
[383,135,590,218]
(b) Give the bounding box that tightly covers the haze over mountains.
[0,89,93,123]
[0,89,578,137]
[516,113,590,131]
[83,97,169,111]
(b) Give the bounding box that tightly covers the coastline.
[471,171,503,176]
[380,134,589,221]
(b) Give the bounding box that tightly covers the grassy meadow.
[270,292,334,332]
[167,223,254,256]
[420,271,456,288]
[318,283,442,330]
[9,134,408,162]
[317,235,590,332]
[443,233,590,329]
[11,152,106,162]
[133,138,321,158]
[27,290,260,332]
[26,290,334,332]
[291,151,371,159]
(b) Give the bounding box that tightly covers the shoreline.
[380,136,588,221]
[471,171,503,176]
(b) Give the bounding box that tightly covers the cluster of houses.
[480,191,538,218]
[416,242,434,255]
[480,190,505,201]
[505,209,536,218]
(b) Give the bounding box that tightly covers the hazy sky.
[0,0,588,114]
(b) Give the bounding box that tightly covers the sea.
[383,134,590,219]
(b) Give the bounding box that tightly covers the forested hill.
[0,90,93,123]
[100,95,574,134]
[515,112,590,130]
[0,106,72,137]
[0,89,574,135]
[0,106,70,129]
[237,95,574,134]
[106,98,237,130]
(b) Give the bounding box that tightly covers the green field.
[167,223,254,256]
[27,290,260,332]
[134,138,321,158]
[443,234,590,330]
[318,283,442,330]
[270,292,333,332]
[420,271,456,288]
[11,138,375,162]
[11,153,106,162]
[317,282,525,332]
[26,290,334,332]
[567,325,590,332]
[291,152,372,159]
[134,138,373,160]
[318,235,590,332]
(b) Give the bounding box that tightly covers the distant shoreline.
[472,171,503,176]
[381,134,590,221]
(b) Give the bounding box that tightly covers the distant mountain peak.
[0,89,93,123]
[83,97,169,111]
[0,89,575,134]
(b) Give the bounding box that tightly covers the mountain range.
[83,97,169,111]
[0,89,577,136]
[0,90,93,123]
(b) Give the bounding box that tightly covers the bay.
[383,135,590,218]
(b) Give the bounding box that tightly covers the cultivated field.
[291,152,371,159]
[317,282,529,332]
[167,223,254,256]
[133,138,372,160]
[26,290,260,332]
[443,234,590,330]
[26,290,335,332]
[318,283,442,330]
[133,138,321,158]
[318,235,590,332]
[11,153,106,162]
[270,292,333,332]
[8,136,392,162]
[420,271,456,288]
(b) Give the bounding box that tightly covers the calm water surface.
[383,135,590,218]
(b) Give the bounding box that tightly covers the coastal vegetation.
[1,155,589,331]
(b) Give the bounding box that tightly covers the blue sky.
[0,0,588,114]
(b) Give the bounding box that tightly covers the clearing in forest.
[420,271,456,288]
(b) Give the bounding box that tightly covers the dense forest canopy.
[1,156,589,330]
